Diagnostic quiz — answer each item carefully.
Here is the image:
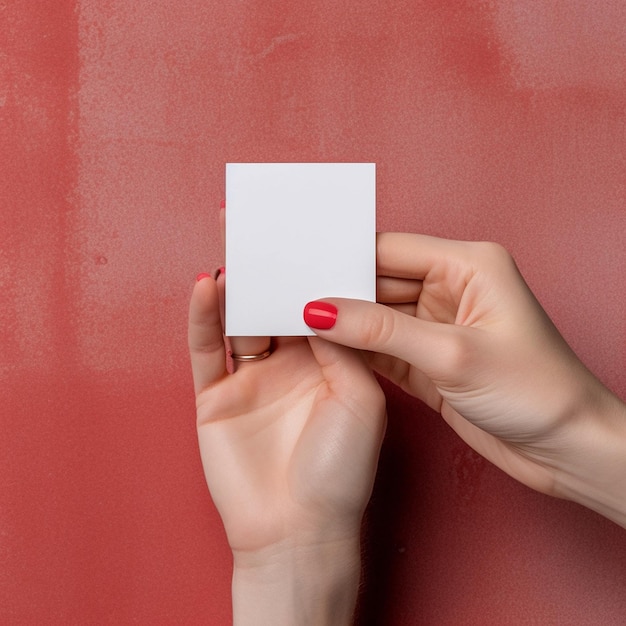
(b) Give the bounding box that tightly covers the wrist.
[550,383,626,527]
[232,534,361,626]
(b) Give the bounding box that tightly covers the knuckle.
[358,308,397,350]
[437,329,476,373]
[466,241,520,281]
[475,241,514,266]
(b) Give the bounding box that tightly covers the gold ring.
[231,349,272,362]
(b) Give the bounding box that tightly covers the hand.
[188,271,386,624]
[304,233,626,526]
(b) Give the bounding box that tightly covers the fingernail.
[304,301,337,330]
[220,199,226,209]
[213,266,225,280]
[196,273,212,282]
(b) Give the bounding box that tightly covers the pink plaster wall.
[2,1,625,623]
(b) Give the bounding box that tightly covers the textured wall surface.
[1,1,625,623]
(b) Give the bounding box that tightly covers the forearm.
[552,385,626,528]
[232,536,361,626]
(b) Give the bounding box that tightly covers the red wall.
[2,1,625,623]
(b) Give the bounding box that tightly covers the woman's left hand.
[188,272,386,624]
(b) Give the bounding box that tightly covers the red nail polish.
[220,199,226,209]
[196,273,212,282]
[213,266,225,280]
[304,301,337,330]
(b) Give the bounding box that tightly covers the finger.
[377,275,422,303]
[303,297,468,381]
[189,275,227,394]
[376,232,472,279]
[229,336,273,365]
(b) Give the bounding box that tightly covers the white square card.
[225,163,376,336]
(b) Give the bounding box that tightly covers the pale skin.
[189,231,626,625]
[189,271,385,624]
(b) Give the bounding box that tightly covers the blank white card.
[225,163,376,336]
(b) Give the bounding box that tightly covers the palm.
[196,337,385,554]
[375,254,582,494]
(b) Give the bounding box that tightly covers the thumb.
[303,298,463,378]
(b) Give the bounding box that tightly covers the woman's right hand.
[303,233,626,526]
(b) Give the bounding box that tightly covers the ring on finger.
[231,349,272,362]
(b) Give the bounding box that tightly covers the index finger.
[376,232,473,280]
